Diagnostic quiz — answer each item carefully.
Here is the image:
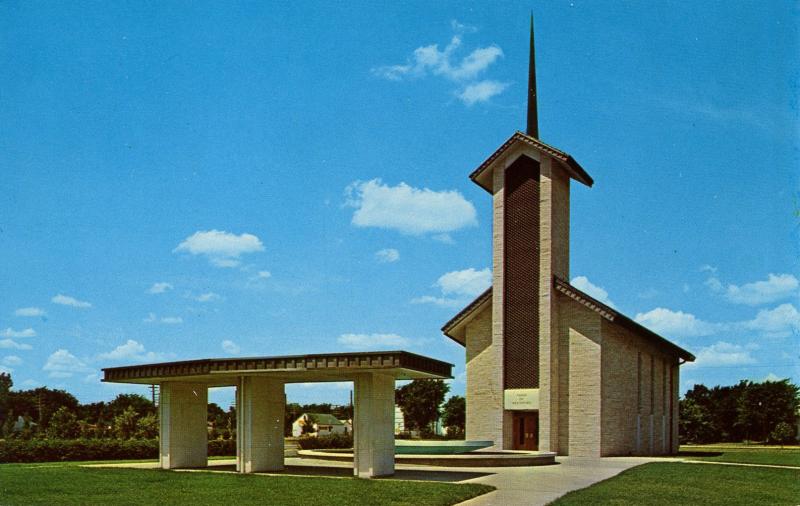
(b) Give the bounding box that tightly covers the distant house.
[291,413,346,437]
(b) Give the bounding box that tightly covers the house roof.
[469,131,594,193]
[441,278,695,362]
[440,287,493,345]
[299,413,343,426]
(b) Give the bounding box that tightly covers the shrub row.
[0,438,237,463]
[296,433,353,450]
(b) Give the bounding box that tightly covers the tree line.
[679,378,798,444]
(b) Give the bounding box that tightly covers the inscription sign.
[504,388,539,410]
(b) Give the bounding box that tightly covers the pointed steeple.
[526,13,539,139]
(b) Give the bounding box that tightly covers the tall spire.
[526,13,539,138]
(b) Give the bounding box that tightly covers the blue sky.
[1,1,797,408]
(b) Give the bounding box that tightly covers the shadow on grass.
[188,463,493,482]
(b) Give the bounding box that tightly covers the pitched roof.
[299,413,344,426]
[441,288,492,345]
[469,131,593,193]
[441,278,695,362]
[553,276,695,361]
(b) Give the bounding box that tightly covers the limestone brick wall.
[600,321,680,456]
[465,304,504,446]
[489,151,507,449]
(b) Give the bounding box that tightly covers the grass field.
[679,445,800,467]
[551,462,800,506]
[0,463,494,506]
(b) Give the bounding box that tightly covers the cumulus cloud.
[2,355,22,366]
[635,307,723,338]
[195,292,221,303]
[685,341,756,368]
[0,339,32,350]
[338,333,410,350]
[346,179,477,236]
[221,340,241,354]
[43,349,90,378]
[256,270,272,279]
[371,29,508,104]
[724,274,799,306]
[571,276,617,309]
[457,80,509,105]
[1,328,35,338]
[147,282,173,294]
[143,313,183,325]
[97,340,166,362]
[52,294,92,308]
[174,230,264,268]
[375,248,400,263]
[413,267,491,308]
[14,307,45,317]
[741,303,800,338]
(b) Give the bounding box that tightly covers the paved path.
[455,456,665,506]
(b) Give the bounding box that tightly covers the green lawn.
[0,463,494,506]
[551,462,800,506]
[679,445,800,467]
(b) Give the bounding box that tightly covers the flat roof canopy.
[102,351,452,387]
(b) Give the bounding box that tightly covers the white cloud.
[685,341,756,368]
[724,273,798,306]
[143,313,183,325]
[413,267,491,308]
[97,340,165,362]
[571,276,617,309]
[764,372,784,382]
[0,366,11,375]
[338,333,410,350]
[221,340,240,354]
[174,230,264,267]
[741,303,800,338]
[52,294,92,308]
[1,328,36,338]
[375,248,400,263]
[256,270,272,279]
[43,349,90,378]
[346,179,477,235]
[436,268,491,297]
[635,307,722,338]
[457,80,509,105]
[0,339,32,350]
[14,307,45,317]
[2,355,22,366]
[147,282,173,294]
[195,292,221,303]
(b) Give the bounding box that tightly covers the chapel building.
[442,20,694,457]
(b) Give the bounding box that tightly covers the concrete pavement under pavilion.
[102,351,452,478]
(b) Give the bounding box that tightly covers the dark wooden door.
[512,412,539,451]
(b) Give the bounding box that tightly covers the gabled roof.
[470,131,594,193]
[441,279,695,362]
[298,413,343,426]
[553,276,695,361]
[441,287,492,345]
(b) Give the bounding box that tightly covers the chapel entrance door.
[512,412,538,450]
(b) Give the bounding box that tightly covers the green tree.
[6,387,79,428]
[395,379,449,435]
[46,406,80,439]
[108,394,154,418]
[135,413,159,439]
[0,372,12,425]
[769,422,797,445]
[113,406,139,439]
[441,395,465,437]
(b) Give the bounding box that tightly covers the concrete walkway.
[455,456,666,506]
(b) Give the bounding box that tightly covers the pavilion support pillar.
[236,376,285,473]
[353,373,395,478]
[159,382,208,469]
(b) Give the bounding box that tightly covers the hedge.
[0,438,237,463]
[296,433,353,450]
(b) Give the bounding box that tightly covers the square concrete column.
[353,373,395,478]
[159,382,208,469]
[236,376,285,473]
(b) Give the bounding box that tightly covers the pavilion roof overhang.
[102,351,453,387]
[470,131,594,193]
